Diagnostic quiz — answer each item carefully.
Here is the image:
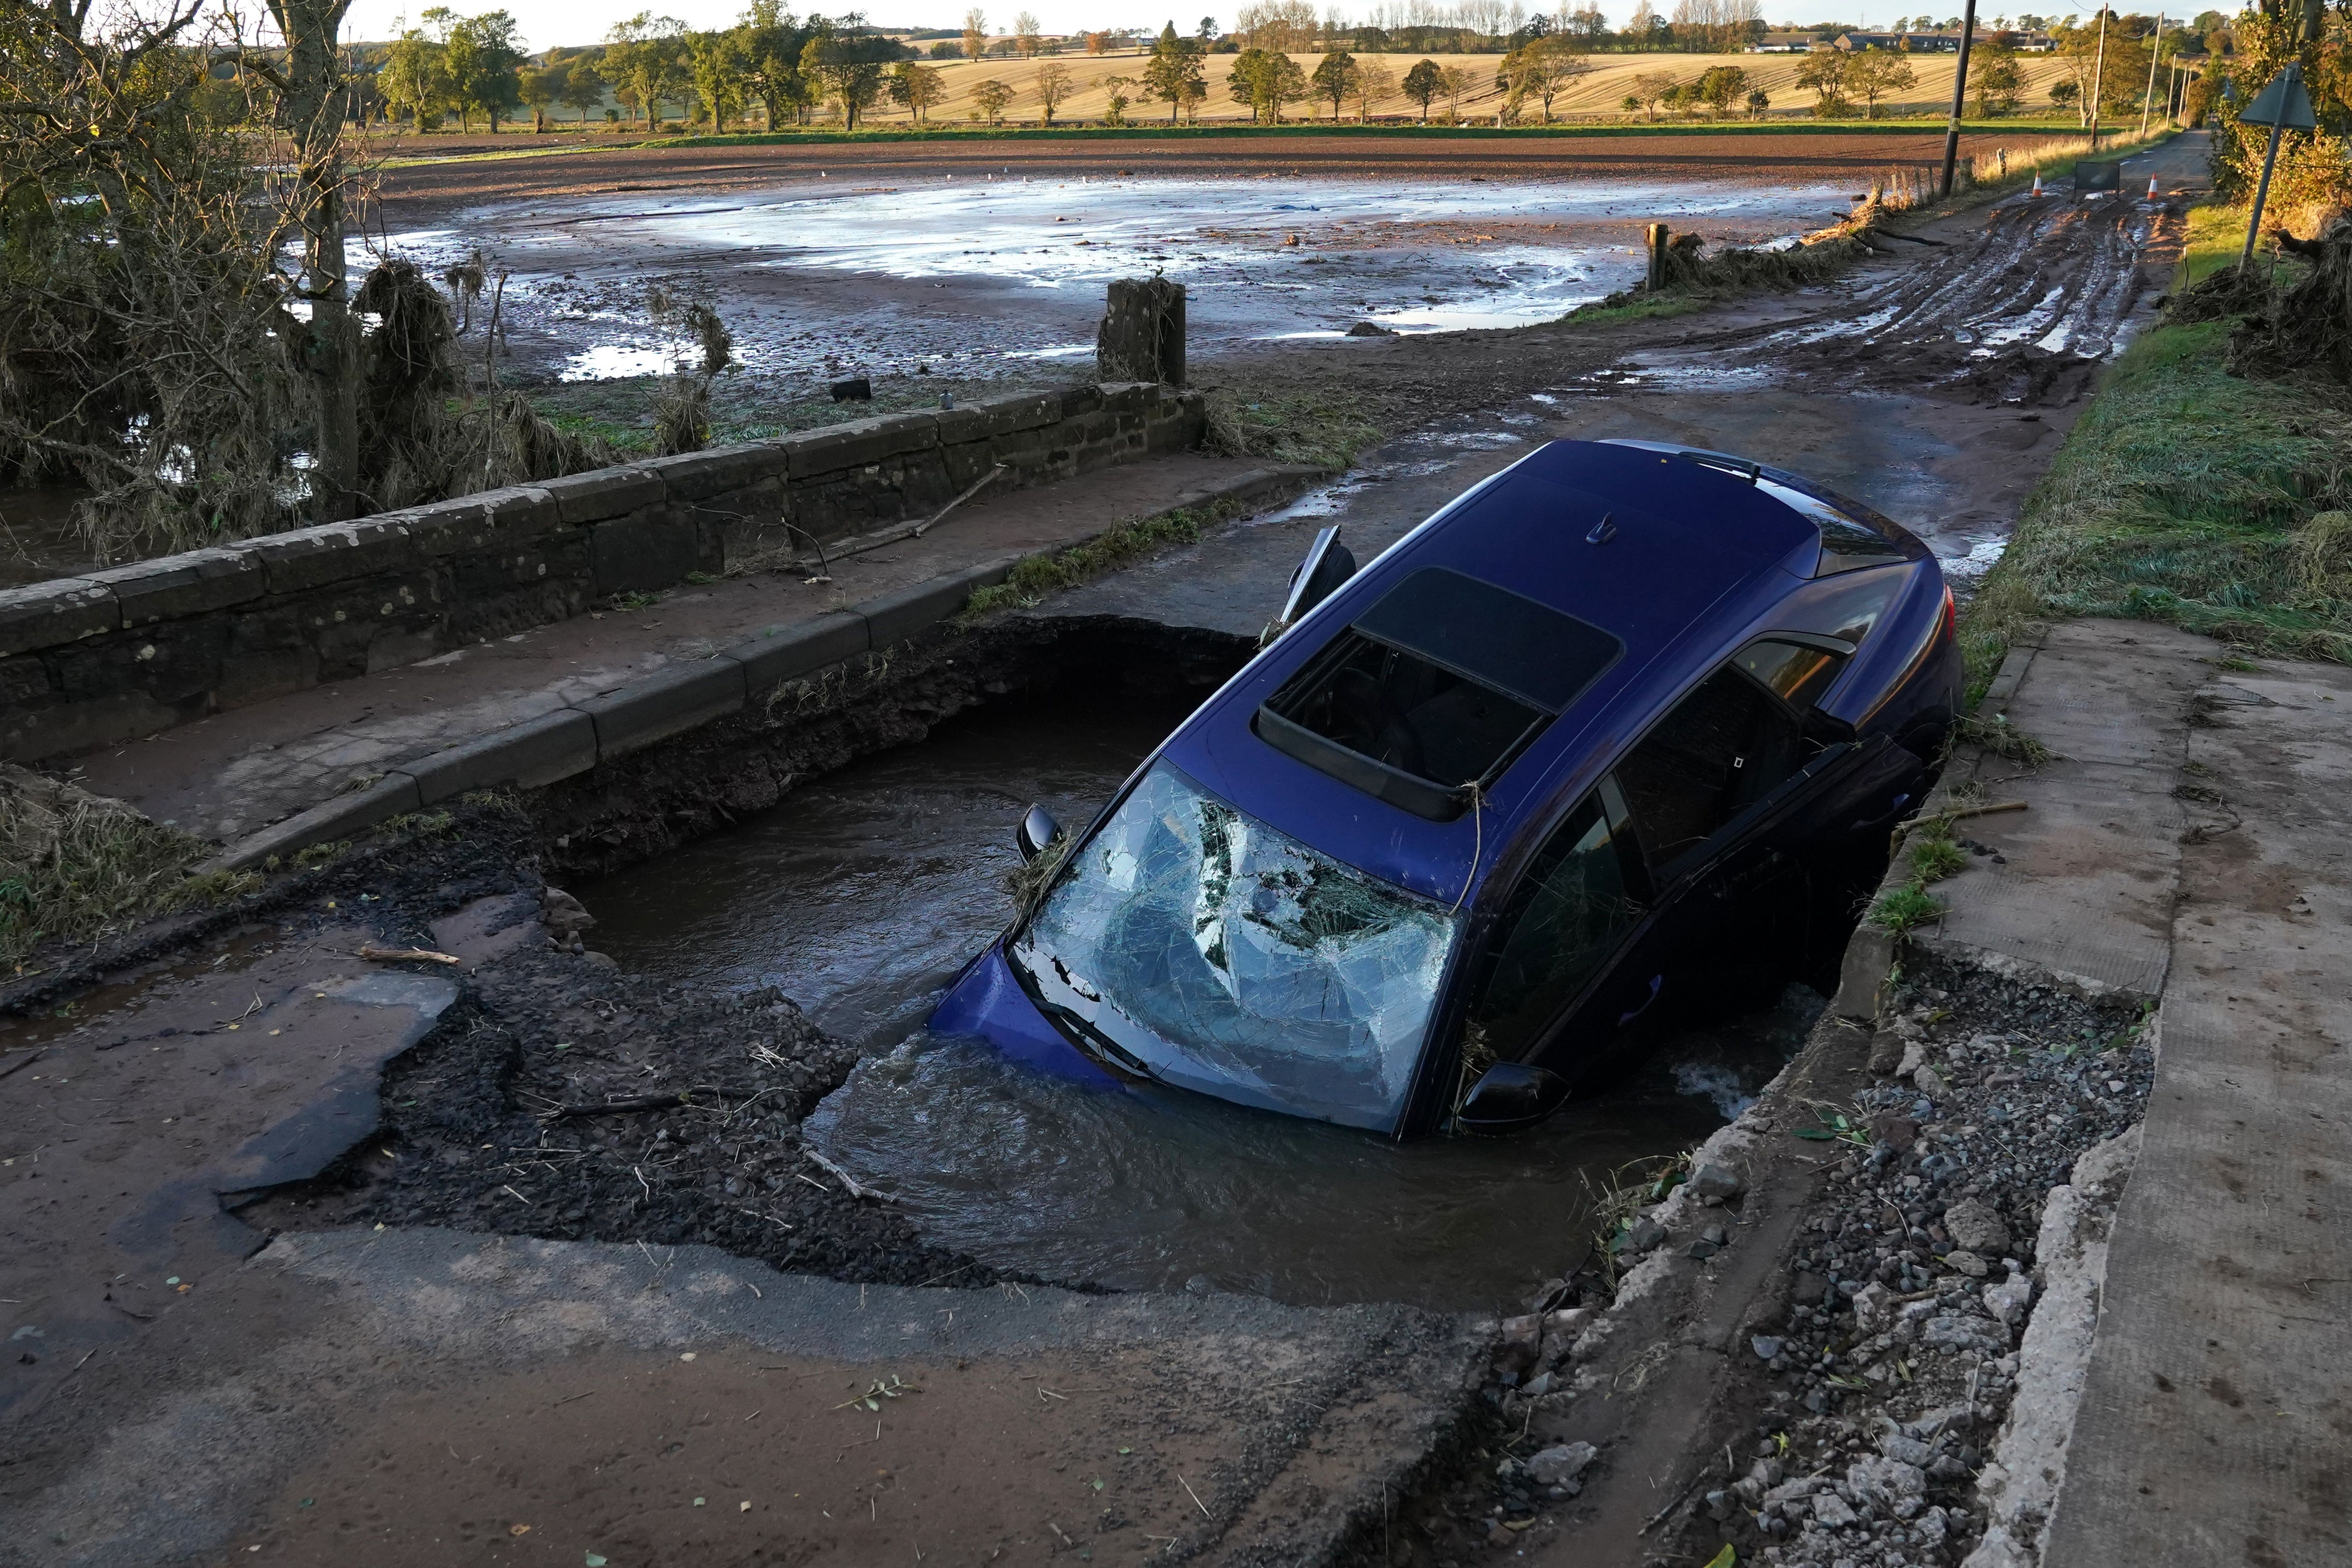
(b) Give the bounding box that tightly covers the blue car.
[934,439,1960,1138]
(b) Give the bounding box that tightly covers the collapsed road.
[0,135,2265,1568]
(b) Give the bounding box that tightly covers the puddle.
[593,674,1827,1312]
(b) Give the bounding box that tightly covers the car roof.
[1158,439,1897,905]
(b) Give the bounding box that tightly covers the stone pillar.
[1096,278,1186,385]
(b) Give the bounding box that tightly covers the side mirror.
[1015,803,1061,864]
[1455,1061,1571,1132]
[1269,525,1357,638]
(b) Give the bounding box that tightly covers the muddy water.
[394,173,1853,389]
[593,685,1824,1312]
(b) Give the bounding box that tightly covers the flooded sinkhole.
[591,679,1824,1313]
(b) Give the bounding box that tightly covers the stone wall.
[0,381,1202,763]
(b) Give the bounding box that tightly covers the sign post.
[2238,61,2318,269]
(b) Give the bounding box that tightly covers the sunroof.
[1254,569,1625,821]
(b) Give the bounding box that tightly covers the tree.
[1403,56,1443,121]
[1311,49,1358,120]
[1236,0,1316,50]
[1227,46,1308,122]
[261,0,363,519]
[1143,21,1207,122]
[962,7,986,59]
[1032,60,1073,122]
[1694,63,1746,116]
[1844,46,1916,118]
[686,28,747,130]
[738,1,813,130]
[1013,10,1041,56]
[1086,30,1109,52]
[1972,42,2023,113]
[1349,56,1395,120]
[888,60,946,121]
[517,61,556,129]
[801,19,896,129]
[1100,73,1136,123]
[448,10,525,132]
[971,75,1015,121]
[1497,33,1588,122]
[1437,63,1469,120]
[1628,68,1678,118]
[1793,48,1851,116]
[382,24,454,126]
[558,54,608,121]
[603,12,689,128]
[2046,77,2079,113]
[1745,85,1769,117]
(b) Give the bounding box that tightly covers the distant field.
[451,49,2106,137]
[374,125,2096,226]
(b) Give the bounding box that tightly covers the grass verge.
[959,495,1254,620]
[1961,306,2352,696]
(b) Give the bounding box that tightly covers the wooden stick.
[357,944,462,965]
[804,1147,879,1201]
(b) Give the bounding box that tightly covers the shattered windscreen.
[1009,763,1461,1132]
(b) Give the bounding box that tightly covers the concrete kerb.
[209,465,1321,871]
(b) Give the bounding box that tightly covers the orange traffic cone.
[2031,172,2044,197]
[2147,175,2160,199]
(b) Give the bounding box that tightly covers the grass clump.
[0,767,256,970]
[1868,882,1946,938]
[1908,831,1970,884]
[1203,388,1381,470]
[1954,711,2054,768]
[1962,313,2352,695]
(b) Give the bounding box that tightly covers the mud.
[384,171,1853,392]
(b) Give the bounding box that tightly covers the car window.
[1614,666,1806,876]
[1735,638,1848,710]
[1470,796,1639,1061]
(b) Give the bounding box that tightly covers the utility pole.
[2140,13,2163,137]
[1939,0,1979,198]
[2086,7,2108,150]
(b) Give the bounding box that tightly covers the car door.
[1607,638,1900,1010]
[1456,784,1657,1095]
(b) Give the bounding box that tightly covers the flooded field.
[385,172,1856,389]
[591,684,1824,1312]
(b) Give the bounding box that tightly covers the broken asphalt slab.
[0,1225,1488,1568]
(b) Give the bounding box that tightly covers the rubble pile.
[1713,960,2152,1568]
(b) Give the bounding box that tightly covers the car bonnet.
[1156,439,1825,905]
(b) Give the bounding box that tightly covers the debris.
[540,887,597,952]
[357,945,462,966]
[1493,1313,1542,1376]
[1688,1161,1745,1201]
[804,1147,880,1201]
[1527,1441,1597,1487]
[1943,1197,2012,1256]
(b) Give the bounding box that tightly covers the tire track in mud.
[1600,192,2178,408]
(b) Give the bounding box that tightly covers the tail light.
[1938,584,1957,643]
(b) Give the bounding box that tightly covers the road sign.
[2239,62,2317,130]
